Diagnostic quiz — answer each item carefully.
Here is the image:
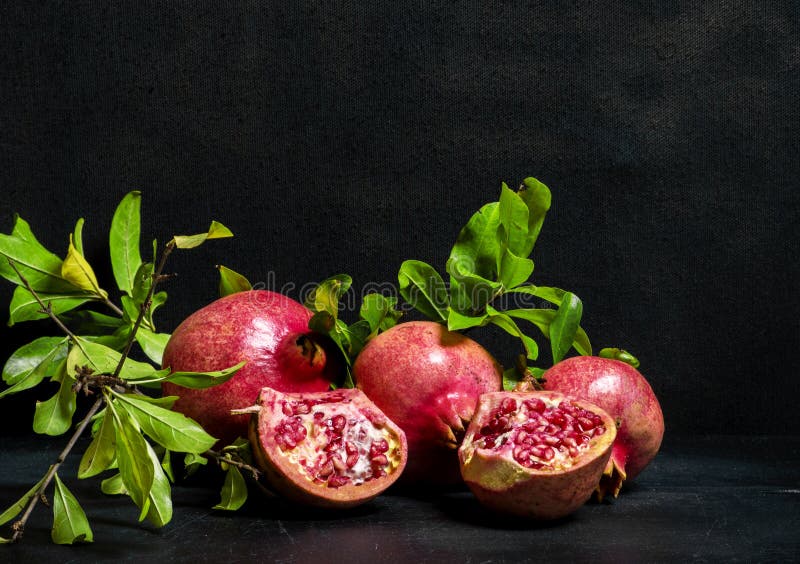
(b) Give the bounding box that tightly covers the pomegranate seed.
[563,436,577,448]
[542,435,560,446]
[482,437,496,449]
[542,446,555,461]
[293,401,311,414]
[500,397,518,414]
[370,454,388,467]
[313,411,324,420]
[282,402,293,416]
[523,398,546,413]
[530,446,546,459]
[568,446,579,458]
[292,425,307,443]
[594,425,606,436]
[331,454,346,473]
[327,475,351,488]
[578,417,595,431]
[372,439,389,454]
[345,442,358,456]
[317,461,334,478]
[332,415,346,433]
[346,453,359,468]
[282,434,297,449]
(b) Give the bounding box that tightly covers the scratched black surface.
[2,434,797,563]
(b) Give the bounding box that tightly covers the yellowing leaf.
[172,221,233,249]
[61,237,107,298]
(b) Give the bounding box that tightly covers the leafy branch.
[396,177,593,388]
[0,193,241,544]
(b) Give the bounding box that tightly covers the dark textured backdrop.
[0,3,797,437]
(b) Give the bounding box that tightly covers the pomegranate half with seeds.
[459,391,616,520]
[237,386,407,508]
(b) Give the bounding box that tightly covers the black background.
[1,2,798,439]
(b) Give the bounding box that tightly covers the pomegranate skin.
[543,356,665,497]
[459,391,616,520]
[353,321,503,484]
[162,290,339,445]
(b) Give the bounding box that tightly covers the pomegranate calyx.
[596,457,626,501]
[296,334,324,366]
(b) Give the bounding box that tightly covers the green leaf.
[149,291,167,324]
[398,260,449,322]
[162,361,244,389]
[0,477,44,526]
[112,391,217,454]
[109,191,143,295]
[447,201,501,281]
[8,286,94,326]
[599,347,640,368]
[161,449,175,483]
[100,473,127,496]
[217,265,252,297]
[63,309,125,332]
[550,292,583,364]
[131,262,154,306]
[497,246,534,290]
[107,401,154,515]
[447,309,489,332]
[502,366,522,391]
[305,274,352,318]
[507,284,567,306]
[172,221,233,249]
[2,336,67,386]
[516,177,552,256]
[213,466,247,511]
[67,338,159,381]
[143,441,173,527]
[51,473,93,544]
[183,452,208,477]
[32,374,77,436]
[505,308,593,357]
[61,237,106,298]
[72,218,85,256]
[0,221,74,293]
[78,411,117,478]
[498,183,531,256]
[135,328,171,365]
[359,293,401,336]
[486,307,539,360]
[446,261,501,315]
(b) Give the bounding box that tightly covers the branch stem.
[10,396,105,543]
[205,449,262,480]
[6,259,81,344]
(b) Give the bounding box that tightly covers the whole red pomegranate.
[238,386,407,508]
[543,356,664,498]
[459,391,616,519]
[162,290,340,445]
[352,321,503,484]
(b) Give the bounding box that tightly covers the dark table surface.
[1,434,797,563]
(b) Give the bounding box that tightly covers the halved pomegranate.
[459,391,616,520]
[237,387,407,508]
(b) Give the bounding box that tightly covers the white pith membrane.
[272,396,401,488]
[470,396,607,471]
